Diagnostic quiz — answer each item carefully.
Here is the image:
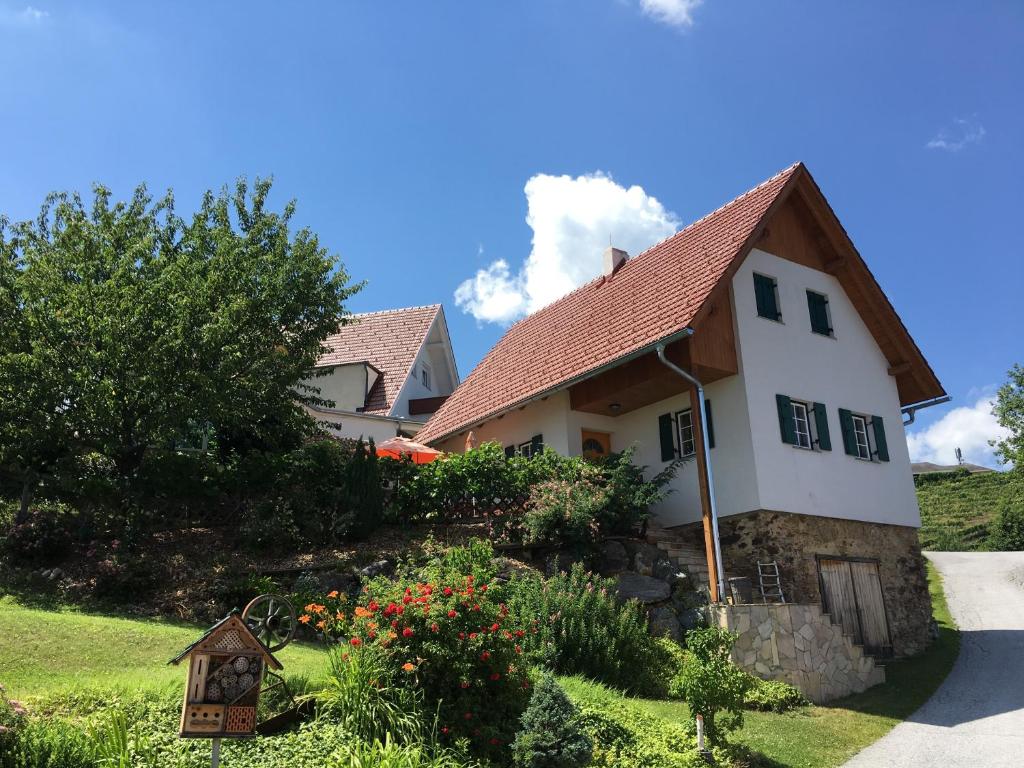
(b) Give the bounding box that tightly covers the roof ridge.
[490,163,802,338]
[349,304,441,319]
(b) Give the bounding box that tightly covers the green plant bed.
[0,596,328,700]
[609,562,959,768]
[917,469,1022,550]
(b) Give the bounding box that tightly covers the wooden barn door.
[817,557,892,657]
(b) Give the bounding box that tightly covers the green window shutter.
[754,274,780,320]
[807,291,831,335]
[838,408,857,456]
[871,416,890,462]
[704,399,716,449]
[812,402,831,451]
[530,434,544,457]
[504,445,515,459]
[658,413,678,461]
[775,394,796,445]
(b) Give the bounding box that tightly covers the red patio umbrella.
[376,436,442,465]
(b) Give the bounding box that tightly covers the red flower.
[350,637,362,647]
[480,651,491,661]
[464,712,473,720]
[396,605,405,615]
[515,645,522,654]
[422,604,431,614]
[402,627,414,638]
[460,681,470,689]
[368,630,377,639]
[521,680,530,689]
[472,604,481,612]
[384,603,397,616]
[490,672,501,681]
[458,632,466,640]
[490,623,499,632]
[447,609,457,618]
[443,587,453,596]
[431,622,440,632]
[368,600,379,612]
[441,727,449,735]
[469,632,478,640]
[391,619,399,629]
[403,595,412,605]
[515,630,525,638]
[490,738,499,745]
[479,584,488,593]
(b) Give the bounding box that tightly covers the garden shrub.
[316,645,429,746]
[503,564,674,696]
[523,475,607,551]
[2,502,76,566]
[511,674,592,768]
[91,550,160,602]
[674,627,751,745]
[302,559,531,762]
[988,495,1024,551]
[742,676,809,712]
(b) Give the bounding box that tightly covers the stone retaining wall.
[709,602,885,703]
[681,510,933,657]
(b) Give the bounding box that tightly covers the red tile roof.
[417,164,802,444]
[318,304,440,415]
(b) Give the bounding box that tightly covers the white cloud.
[906,393,1010,468]
[0,5,49,26]
[638,0,704,28]
[455,172,679,325]
[926,116,986,152]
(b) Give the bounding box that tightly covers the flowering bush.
[2,503,75,565]
[0,682,27,752]
[523,475,608,549]
[302,571,531,762]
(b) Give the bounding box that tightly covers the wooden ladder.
[757,561,786,604]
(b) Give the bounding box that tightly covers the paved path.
[843,551,1024,768]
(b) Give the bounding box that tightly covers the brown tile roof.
[318,304,440,415]
[417,164,802,444]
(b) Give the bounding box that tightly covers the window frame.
[421,363,432,391]
[753,272,782,322]
[674,408,697,458]
[791,401,813,450]
[806,289,834,337]
[517,440,535,459]
[850,413,872,460]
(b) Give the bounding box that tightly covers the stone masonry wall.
[708,603,885,703]
[682,510,932,657]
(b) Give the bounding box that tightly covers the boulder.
[648,605,683,642]
[615,573,671,604]
[652,556,688,585]
[630,543,665,576]
[356,559,394,579]
[598,541,630,574]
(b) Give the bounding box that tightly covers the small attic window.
[421,364,431,391]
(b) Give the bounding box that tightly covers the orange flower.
[327,590,339,598]
[402,662,416,672]
[366,621,378,630]
[299,614,312,624]
[316,620,326,630]
[354,606,373,618]
[336,611,346,620]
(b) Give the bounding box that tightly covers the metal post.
[211,738,221,768]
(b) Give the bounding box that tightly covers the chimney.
[603,246,628,277]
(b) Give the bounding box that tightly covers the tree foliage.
[0,178,360,516]
[673,627,752,745]
[992,363,1024,468]
[512,674,593,768]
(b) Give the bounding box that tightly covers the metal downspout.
[655,338,727,603]
[901,395,951,426]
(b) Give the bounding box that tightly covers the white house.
[304,304,459,443]
[417,164,947,657]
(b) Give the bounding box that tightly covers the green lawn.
[572,562,960,768]
[917,469,1021,550]
[0,596,329,700]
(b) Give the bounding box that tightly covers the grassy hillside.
[0,596,328,699]
[917,469,1023,551]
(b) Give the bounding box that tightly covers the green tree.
[0,179,360,510]
[512,674,593,768]
[674,627,752,745]
[992,363,1024,468]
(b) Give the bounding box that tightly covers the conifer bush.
[511,674,592,768]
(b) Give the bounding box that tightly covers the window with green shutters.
[806,290,833,336]
[776,395,831,451]
[659,400,715,461]
[838,408,889,462]
[754,273,781,321]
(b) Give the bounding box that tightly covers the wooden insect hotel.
[169,612,283,739]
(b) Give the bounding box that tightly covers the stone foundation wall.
[682,510,932,657]
[709,603,885,702]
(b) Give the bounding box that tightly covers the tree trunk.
[16,478,34,525]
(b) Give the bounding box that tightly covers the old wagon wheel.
[242,594,296,653]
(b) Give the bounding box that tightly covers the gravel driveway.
[843,551,1024,768]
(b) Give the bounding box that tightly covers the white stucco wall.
[434,392,572,455]
[732,248,921,527]
[392,317,460,419]
[304,406,422,443]
[306,364,376,412]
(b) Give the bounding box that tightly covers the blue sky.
[1,1,1021,466]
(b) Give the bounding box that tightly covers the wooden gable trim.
[692,164,944,407]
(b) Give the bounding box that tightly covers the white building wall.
[732,248,921,528]
[434,392,572,456]
[306,364,376,412]
[392,320,459,419]
[304,406,422,443]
